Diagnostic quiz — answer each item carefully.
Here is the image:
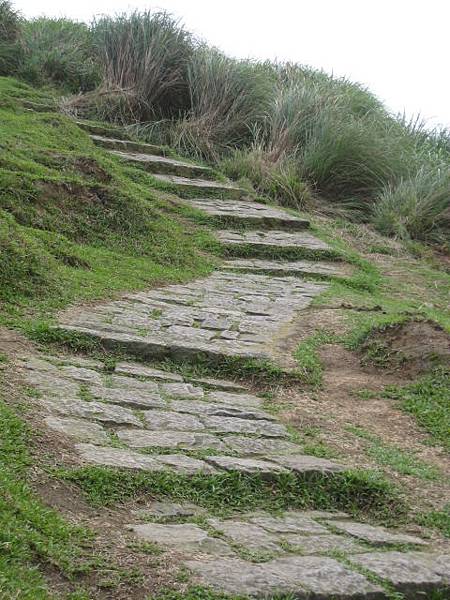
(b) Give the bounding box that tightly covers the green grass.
[0,77,216,331]
[382,368,450,451]
[347,426,442,481]
[417,505,450,538]
[294,329,336,386]
[0,378,94,598]
[57,466,406,522]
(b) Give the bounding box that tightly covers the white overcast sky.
[15,0,450,127]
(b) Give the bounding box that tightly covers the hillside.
[0,4,450,600]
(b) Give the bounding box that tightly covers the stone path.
[43,126,450,598]
[18,350,450,599]
[57,272,327,364]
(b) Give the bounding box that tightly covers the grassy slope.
[0,77,216,333]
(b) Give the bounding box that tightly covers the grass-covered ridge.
[1,2,449,246]
[0,77,216,329]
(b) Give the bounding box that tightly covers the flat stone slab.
[270,454,346,474]
[143,409,205,431]
[205,456,288,476]
[202,415,288,437]
[188,376,247,392]
[216,230,332,253]
[56,272,327,364]
[154,173,245,199]
[114,362,183,382]
[283,534,365,555]
[329,521,427,546]
[249,513,329,535]
[185,555,384,598]
[44,416,109,444]
[89,385,165,409]
[182,197,309,229]
[224,257,352,278]
[208,519,283,553]
[90,134,165,155]
[117,429,227,451]
[111,149,212,179]
[128,523,234,556]
[170,399,274,421]
[75,444,215,474]
[352,552,450,596]
[133,501,206,520]
[223,435,302,456]
[41,397,142,427]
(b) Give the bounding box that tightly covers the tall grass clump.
[84,10,194,122]
[373,167,450,245]
[19,18,99,91]
[164,49,274,160]
[0,0,22,75]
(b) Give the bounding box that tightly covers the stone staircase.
[34,122,449,599]
[56,126,346,367]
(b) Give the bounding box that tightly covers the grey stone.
[155,454,216,475]
[206,390,263,408]
[329,521,427,547]
[127,523,234,556]
[133,501,205,520]
[114,362,183,381]
[182,197,309,230]
[224,435,302,456]
[301,510,350,520]
[41,397,142,426]
[153,173,245,199]
[203,415,287,437]
[117,429,227,450]
[224,258,352,279]
[208,519,283,553]
[108,374,160,391]
[44,416,109,444]
[75,444,213,474]
[90,134,165,155]
[184,555,383,598]
[111,149,212,179]
[142,410,205,431]
[283,534,365,555]
[206,456,288,476]
[188,376,247,392]
[90,385,166,409]
[352,552,450,596]
[249,513,329,535]
[59,365,104,386]
[76,444,162,471]
[170,399,274,421]
[270,454,346,474]
[160,382,204,399]
[215,229,331,252]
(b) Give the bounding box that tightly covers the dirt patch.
[361,319,450,377]
[72,157,112,184]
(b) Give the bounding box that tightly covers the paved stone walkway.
[43,128,450,598]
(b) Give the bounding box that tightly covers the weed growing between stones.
[57,466,406,522]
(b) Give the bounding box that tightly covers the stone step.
[223,258,352,279]
[153,173,246,199]
[182,197,310,229]
[216,229,334,257]
[90,134,166,156]
[55,272,328,366]
[185,552,449,598]
[123,509,447,599]
[19,354,347,479]
[111,149,214,179]
[76,120,130,140]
